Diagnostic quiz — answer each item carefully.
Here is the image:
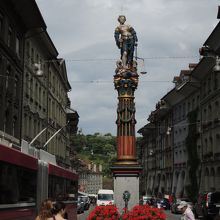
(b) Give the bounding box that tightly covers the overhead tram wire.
[69,80,178,83]
[32,54,200,84]
[42,55,199,63]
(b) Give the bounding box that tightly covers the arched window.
[204,167,209,192]
[209,137,213,153]
[4,109,9,134]
[31,48,34,64]
[5,65,11,90]
[210,168,215,191]
[14,75,18,98]
[216,134,220,154]
[204,138,208,155]
[26,41,30,58]
[216,167,220,191]
[12,116,17,137]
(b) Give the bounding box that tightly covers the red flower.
[87,204,166,220]
[87,205,120,220]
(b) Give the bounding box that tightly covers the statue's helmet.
[118,15,126,23]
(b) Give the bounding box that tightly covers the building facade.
[0,0,79,169]
[139,20,220,198]
[78,163,103,194]
[138,123,156,195]
[0,0,46,147]
[22,30,73,167]
[195,24,220,192]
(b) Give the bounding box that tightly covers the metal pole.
[30,127,47,145]
[43,122,69,149]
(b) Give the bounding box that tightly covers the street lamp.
[33,63,43,77]
[199,45,220,73]
[166,127,172,136]
[213,56,220,73]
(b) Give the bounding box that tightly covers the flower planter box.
[87,204,166,220]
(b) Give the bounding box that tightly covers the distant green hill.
[71,132,117,177]
[71,132,143,177]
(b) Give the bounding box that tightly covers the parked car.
[194,191,220,219]
[142,196,153,205]
[171,198,192,214]
[79,195,90,210]
[77,197,85,214]
[159,198,171,210]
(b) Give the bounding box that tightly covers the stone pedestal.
[114,175,140,213]
[111,165,142,213]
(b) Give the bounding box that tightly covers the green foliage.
[70,133,87,152]
[185,109,200,202]
[70,132,117,177]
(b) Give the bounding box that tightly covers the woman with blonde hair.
[35,199,54,220]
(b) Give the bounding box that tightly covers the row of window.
[23,114,44,143]
[174,141,186,149]
[47,131,66,158]
[23,114,66,154]
[0,161,78,204]
[202,99,220,120]
[48,98,66,126]
[48,175,77,201]
[24,71,66,126]
[201,72,219,99]
[203,134,220,155]
[174,150,186,162]
[203,167,220,192]
[0,11,22,58]
[173,73,219,123]
[0,58,21,100]
[2,109,18,138]
[25,41,67,106]
[0,161,36,204]
[0,61,20,139]
[49,70,67,105]
[173,94,200,123]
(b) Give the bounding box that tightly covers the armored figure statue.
[114,15,138,69]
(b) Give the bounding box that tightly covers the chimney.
[88,163,91,170]
[93,164,97,172]
[99,164,102,172]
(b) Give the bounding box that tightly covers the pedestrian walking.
[178,201,195,220]
[52,201,67,220]
[35,199,54,220]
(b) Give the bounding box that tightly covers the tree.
[70,132,117,177]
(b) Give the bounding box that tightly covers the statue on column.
[114,15,138,70]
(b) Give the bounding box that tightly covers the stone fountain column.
[112,15,142,212]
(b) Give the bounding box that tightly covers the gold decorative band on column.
[117,155,136,160]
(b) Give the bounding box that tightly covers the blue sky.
[36,0,219,135]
